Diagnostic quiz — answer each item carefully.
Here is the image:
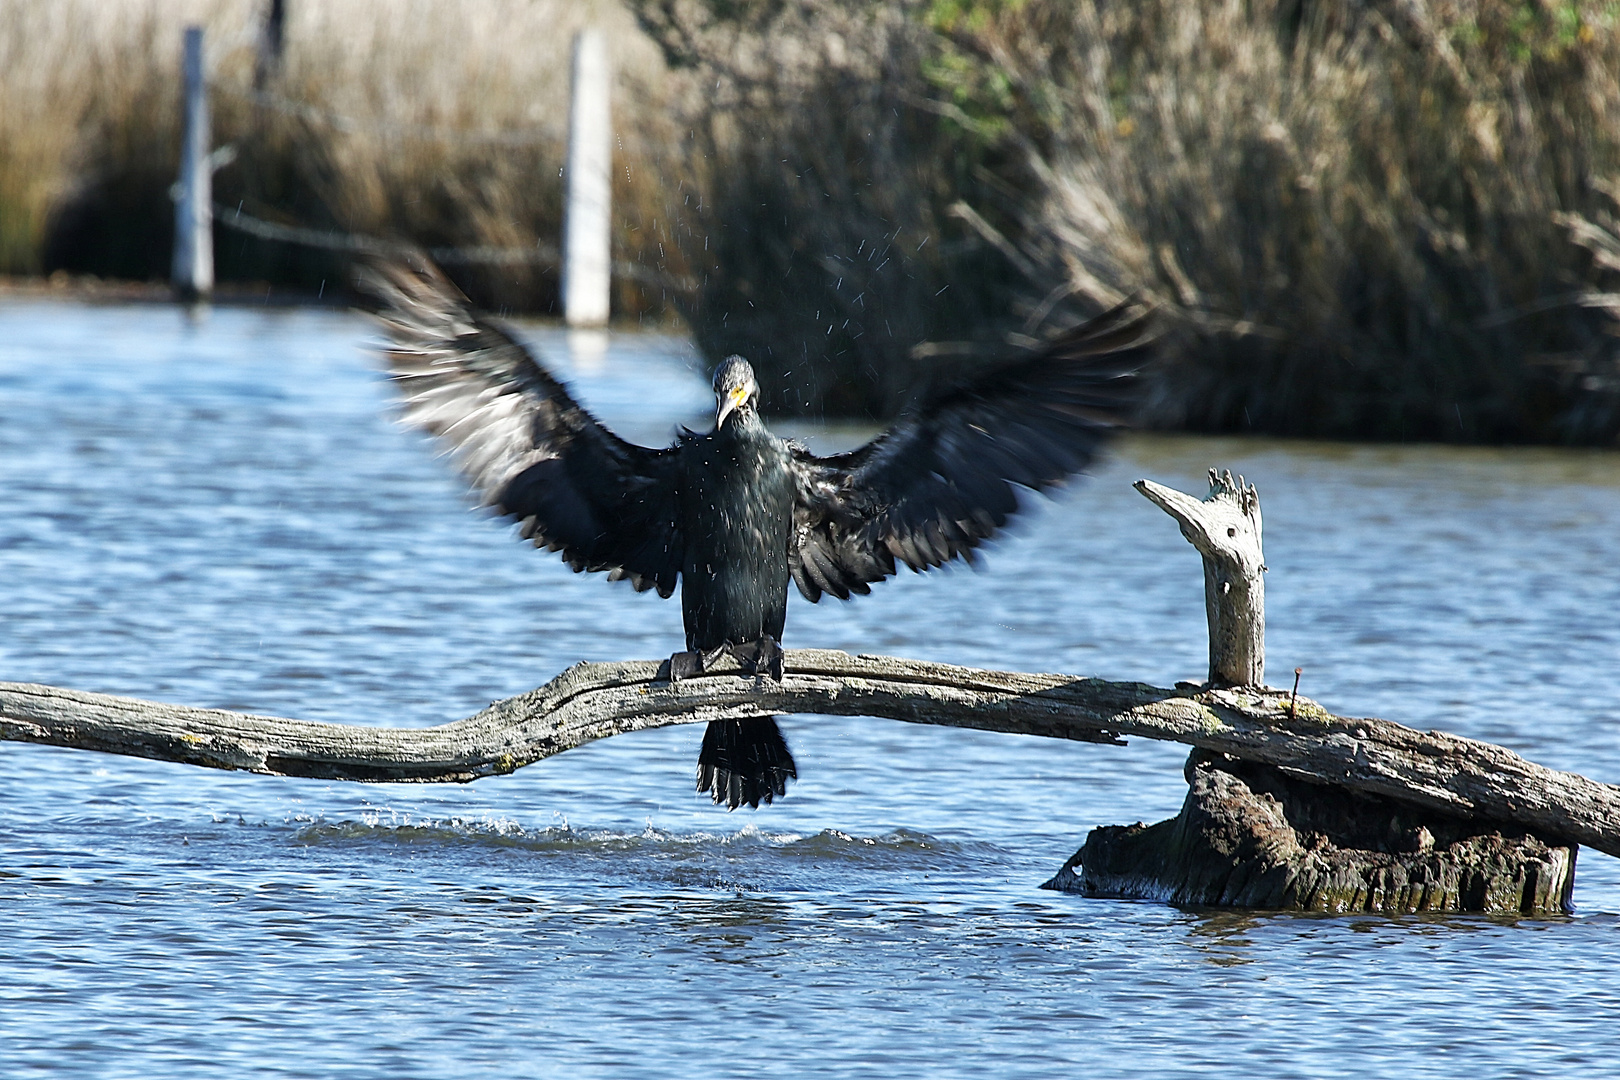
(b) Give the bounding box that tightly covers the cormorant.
[363,258,1150,810]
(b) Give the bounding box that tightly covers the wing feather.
[360,256,683,598]
[788,302,1153,600]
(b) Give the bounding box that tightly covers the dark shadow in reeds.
[632,1,1031,418]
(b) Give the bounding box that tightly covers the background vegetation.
[4,0,1619,441]
[0,0,680,315]
[934,0,1620,441]
[637,0,1620,440]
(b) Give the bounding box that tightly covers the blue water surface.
[1,300,1617,1078]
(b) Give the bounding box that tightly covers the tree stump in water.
[1043,470,1580,915]
[1043,749,1576,914]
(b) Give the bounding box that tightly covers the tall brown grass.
[2,0,680,314]
[7,0,1619,441]
[966,0,1620,442]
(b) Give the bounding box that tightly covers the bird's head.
[712,355,758,430]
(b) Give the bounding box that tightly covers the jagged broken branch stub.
[1135,469,1265,688]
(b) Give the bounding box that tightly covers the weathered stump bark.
[1044,750,1576,915]
[1057,469,1583,915]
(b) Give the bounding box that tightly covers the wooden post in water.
[171,25,213,302]
[564,28,612,327]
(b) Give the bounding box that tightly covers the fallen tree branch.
[3,648,1619,858]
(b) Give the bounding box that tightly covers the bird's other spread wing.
[360,257,682,598]
[786,303,1152,602]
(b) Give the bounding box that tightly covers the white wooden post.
[563,29,611,327]
[171,25,213,301]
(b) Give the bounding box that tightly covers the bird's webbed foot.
[729,635,785,681]
[758,635,785,681]
[671,638,785,682]
[667,650,705,683]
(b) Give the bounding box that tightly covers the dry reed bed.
[986,0,1620,442]
[1,0,683,313]
[639,0,1620,441]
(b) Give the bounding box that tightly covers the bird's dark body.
[676,419,792,653]
[365,256,1151,809]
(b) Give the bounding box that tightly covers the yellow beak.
[716,386,748,428]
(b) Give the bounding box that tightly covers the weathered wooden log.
[1044,749,1577,915]
[3,648,1620,860]
[3,468,1612,914]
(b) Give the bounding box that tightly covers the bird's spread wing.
[361,257,682,598]
[786,303,1152,602]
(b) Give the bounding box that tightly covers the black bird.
[363,258,1150,810]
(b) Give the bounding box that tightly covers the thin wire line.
[218,85,562,148]
[212,202,695,289]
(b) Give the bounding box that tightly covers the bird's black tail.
[696,716,797,810]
